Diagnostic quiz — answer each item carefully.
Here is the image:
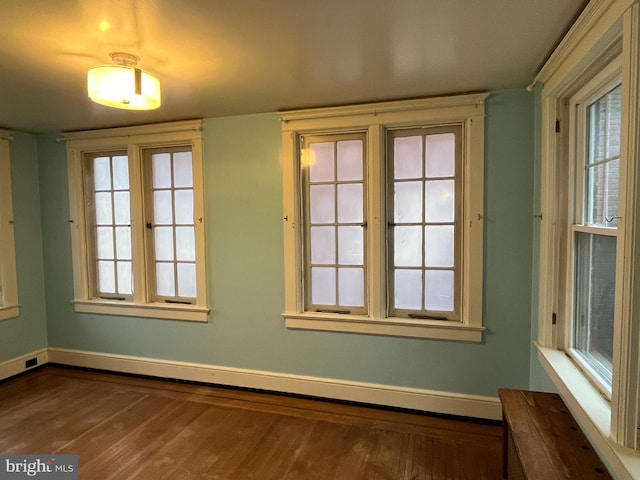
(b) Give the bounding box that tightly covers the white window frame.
[536,0,640,475]
[281,94,486,342]
[0,130,19,321]
[66,120,209,322]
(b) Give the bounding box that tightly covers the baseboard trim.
[46,347,501,420]
[0,348,49,381]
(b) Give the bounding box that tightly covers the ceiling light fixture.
[87,52,161,110]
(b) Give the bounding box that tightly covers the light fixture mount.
[110,52,139,67]
[87,51,161,111]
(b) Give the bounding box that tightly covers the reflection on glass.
[309,142,334,182]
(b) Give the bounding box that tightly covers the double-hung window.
[537,1,640,467]
[569,79,622,393]
[0,130,19,321]
[282,94,486,342]
[66,120,208,322]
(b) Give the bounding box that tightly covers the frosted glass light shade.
[87,65,161,110]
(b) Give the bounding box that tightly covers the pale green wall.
[0,132,48,362]
[18,89,536,398]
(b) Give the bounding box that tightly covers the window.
[569,79,622,394]
[388,127,462,320]
[0,130,19,321]
[66,120,208,322]
[536,0,640,467]
[282,94,486,341]
[303,134,367,315]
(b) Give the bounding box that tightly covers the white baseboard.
[0,348,49,381]
[46,347,501,420]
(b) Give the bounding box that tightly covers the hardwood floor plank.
[0,366,502,479]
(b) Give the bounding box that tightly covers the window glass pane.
[310,226,335,264]
[394,269,422,310]
[586,160,619,227]
[115,226,131,260]
[153,191,173,224]
[175,227,195,262]
[96,227,114,259]
[311,267,336,305]
[425,133,455,178]
[98,260,115,293]
[336,140,363,181]
[308,142,334,182]
[394,136,422,179]
[152,153,172,188]
[156,263,175,297]
[93,156,111,190]
[425,270,454,312]
[177,263,196,298]
[588,84,622,163]
[425,226,454,267]
[309,184,335,224]
[337,184,362,223]
[155,227,174,261]
[94,192,113,225]
[174,190,194,225]
[425,180,455,223]
[113,191,130,225]
[112,155,129,190]
[338,268,364,307]
[574,232,615,383]
[338,226,363,265]
[394,181,422,223]
[117,261,132,294]
[173,152,193,188]
[394,226,422,267]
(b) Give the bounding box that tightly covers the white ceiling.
[0,0,588,133]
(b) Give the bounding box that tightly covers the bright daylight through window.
[282,94,486,341]
[66,120,208,322]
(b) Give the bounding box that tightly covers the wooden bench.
[499,389,612,479]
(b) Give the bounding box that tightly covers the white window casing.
[536,0,640,476]
[281,94,487,342]
[65,120,209,322]
[0,130,19,321]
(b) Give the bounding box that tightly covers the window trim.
[0,130,19,321]
[281,94,487,342]
[65,120,209,322]
[536,0,640,467]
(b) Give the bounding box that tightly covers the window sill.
[536,344,640,479]
[284,312,484,342]
[0,305,20,321]
[73,299,209,322]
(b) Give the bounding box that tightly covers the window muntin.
[569,83,622,393]
[144,147,197,303]
[388,127,462,320]
[302,134,366,314]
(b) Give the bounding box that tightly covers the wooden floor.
[0,366,502,479]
